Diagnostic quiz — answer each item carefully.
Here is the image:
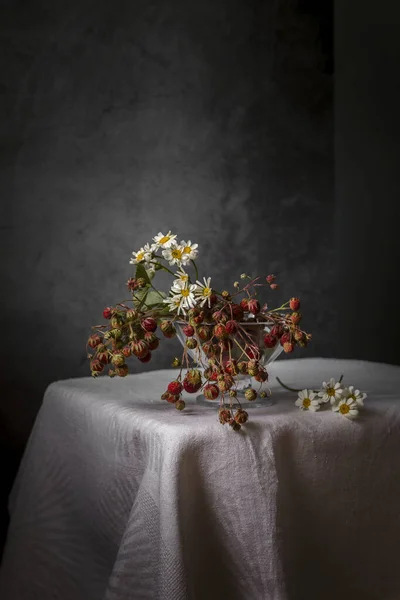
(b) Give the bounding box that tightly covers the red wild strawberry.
[283,342,295,353]
[116,364,128,377]
[266,274,276,284]
[197,325,212,341]
[122,345,132,357]
[290,312,302,325]
[280,333,291,346]
[264,334,277,348]
[270,324,284,338]
[183,379,201,393]
[289,297,300,311]
[240,298,249,310]
[247,299,260,315]
[91,359,104,373]
[138,351,152,363]
[203,384,219,400]
[88,334,101,348]
[225,320,238,335]
[144,332,159,350]
[168,380,183,395]
[183,324,195,337]
[219,409,232,424]
[213,324,227,339]
[97,351,110,364]
[142,317,157,332]
[160,320,176,338]
[103,307,113,320]
[234,409,249,424]
[131,340,149,358]
[231,303,244,321]
[270,283,279,290]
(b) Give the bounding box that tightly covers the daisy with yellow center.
[333,397,359,419]
[318,378,343,405]
[166,283,197,312]
[162,242,186,266]
[129,243,154,265]
[342,386,366,407]
[195,277,213,307]
[295,389,320,411]
[179,240,199,261]
[153,231,177,249]
[172,267,190,290]
[163,295,186,316]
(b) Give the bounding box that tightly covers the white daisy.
[153,231,177,249]
[342,386,366,407]
[318,378,343,405]
[180,240,199,261]
[162,242,186,266]
[174,283,197,309]
[295,389,320,411]
[195,277,213,307]
[129,243,154,265]
[173,267,190,289]
[333,397,359,419]
[163,295,186,316]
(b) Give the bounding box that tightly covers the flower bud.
[172,357,181,367]
[126,278,138,292]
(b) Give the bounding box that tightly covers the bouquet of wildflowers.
[87,231,312,430]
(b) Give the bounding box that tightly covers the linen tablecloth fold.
[1,358,400,600]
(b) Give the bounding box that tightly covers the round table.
[1,358,400,600]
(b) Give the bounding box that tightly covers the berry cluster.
[87,231,312,432]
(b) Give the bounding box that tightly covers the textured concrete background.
[0,0,334,443]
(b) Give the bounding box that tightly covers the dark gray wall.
[335,0,400,365]
[1,0,333,443]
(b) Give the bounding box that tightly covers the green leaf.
[145,289,166,307]
[135,263,151,285]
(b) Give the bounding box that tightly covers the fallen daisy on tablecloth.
[276,375,367,418]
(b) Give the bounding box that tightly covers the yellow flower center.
[160,235,170,244]
[183,246,191,254]
[181,288,190,297]
[136,252,144,261]
[327,388,336,397]
[303,398,311,408]
[179,274,189,282]
[171,248,182,259]
[202,287,211,297]
[339,403,350,414]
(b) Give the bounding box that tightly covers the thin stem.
[276,377,302,393]
[191,259,199,281]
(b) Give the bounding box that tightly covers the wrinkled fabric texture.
[1,358,400,600]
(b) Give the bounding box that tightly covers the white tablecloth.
[1,358,400,600]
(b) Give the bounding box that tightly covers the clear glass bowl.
[175,321,283,407]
